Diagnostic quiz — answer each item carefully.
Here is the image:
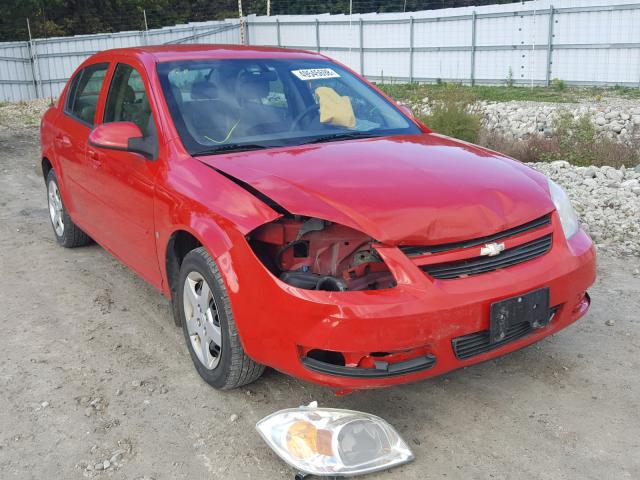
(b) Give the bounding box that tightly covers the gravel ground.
[1,114,639,479]
[530,161,640,257]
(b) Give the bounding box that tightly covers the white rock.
[606,169,624,182]
[551,160,570,169]
[609,122,623,133]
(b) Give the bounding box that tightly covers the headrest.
[236,70,275,102]
[191,80,219,100]
[170,84,183,103]
[123,85,135,103]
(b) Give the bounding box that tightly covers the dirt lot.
[1,125,639,480]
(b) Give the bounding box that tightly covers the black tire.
[46,169,92,248]
[177,247,264,389]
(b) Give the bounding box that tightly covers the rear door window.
[65,63,109,126]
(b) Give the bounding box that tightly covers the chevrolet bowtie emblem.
[480,242,505,256]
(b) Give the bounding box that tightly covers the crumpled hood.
[199,133,554,246]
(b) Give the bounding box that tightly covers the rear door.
[54,62,110,224]
[84,61,162,288]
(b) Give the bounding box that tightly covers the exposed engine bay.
[247,217,396,291]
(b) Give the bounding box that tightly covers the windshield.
[156,58,421,155]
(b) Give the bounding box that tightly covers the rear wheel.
[177,247,264,389]
[46,170,91,248]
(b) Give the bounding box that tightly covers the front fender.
[155,150,280,298]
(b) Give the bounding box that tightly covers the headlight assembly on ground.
[256,403,414,477]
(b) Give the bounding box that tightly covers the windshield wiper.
[302,132,383,145]
[193,143,268,156]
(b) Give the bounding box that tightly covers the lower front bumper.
[298,290,591,389]
[226,224,596,390]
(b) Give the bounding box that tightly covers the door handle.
[87,148,102,167]
[55,135,72,147]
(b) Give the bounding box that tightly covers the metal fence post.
[142,9,149,45]
[238,0,246,45]
[276,19,281,46]
[546,5,555,86]
[315,19,320,52]
[359,18,364,76]
[470,11,477,86]
[409,16,414,83]
[26,18,40,99]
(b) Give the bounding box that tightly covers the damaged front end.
[247,216,396,292]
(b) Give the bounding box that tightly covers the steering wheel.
[289,104,320,132]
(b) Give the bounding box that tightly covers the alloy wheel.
[183,271,222,370]
[48,179,64,237]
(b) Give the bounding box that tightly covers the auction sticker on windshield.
[292,68,341,81]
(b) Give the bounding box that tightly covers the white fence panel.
[412,50,472,82]
[0,20,239,101]
[415,18,471,48]
[247,22,279,46]
[0,42,34,101]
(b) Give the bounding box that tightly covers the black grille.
[452,307,559,360]
[421,234,552,280]
[400,213,551,256]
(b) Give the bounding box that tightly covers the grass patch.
[378,82,640,105]
[416,84,481,143]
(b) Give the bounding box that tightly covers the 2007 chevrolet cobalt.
[40,45,595,391]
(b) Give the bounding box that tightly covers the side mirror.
[397,104,414,118]
[89,122,155,159]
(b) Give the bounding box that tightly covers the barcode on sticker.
[291,68,341,81]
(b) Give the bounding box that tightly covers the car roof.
[94,44,325,63]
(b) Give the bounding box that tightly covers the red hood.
[199,133,554,246]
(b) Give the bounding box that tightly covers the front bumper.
[223,218,596,390]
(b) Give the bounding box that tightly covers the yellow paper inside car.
[315,86,356,128]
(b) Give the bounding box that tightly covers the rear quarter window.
[64,63,109,126]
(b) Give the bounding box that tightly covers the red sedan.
[40,45,596,391]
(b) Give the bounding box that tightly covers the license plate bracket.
[489,288,550,344]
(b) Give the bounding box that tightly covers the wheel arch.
[164,221,234,326]
[42,157,53,180]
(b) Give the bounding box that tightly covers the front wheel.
[177,247,264,389]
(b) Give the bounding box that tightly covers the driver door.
[85,62,162,288]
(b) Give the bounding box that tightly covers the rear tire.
[46,169,92,248]
[177,247,264,389]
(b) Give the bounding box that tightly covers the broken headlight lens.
[256,404,414,477]
[548,178,579,240]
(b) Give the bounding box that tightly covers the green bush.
[505,67,514,88]
[551,78,566,91]
[419,84,481,143]
[538,112,597,166]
